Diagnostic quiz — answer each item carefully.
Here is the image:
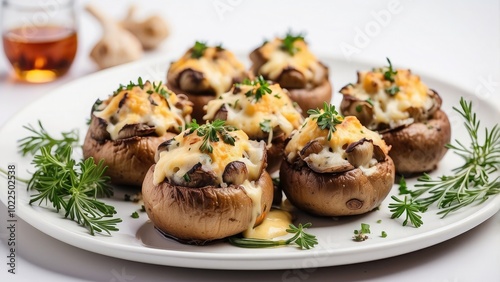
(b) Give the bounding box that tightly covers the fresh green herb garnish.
[307,103,344,141]
[228,223,317,249]
[191,41,208,59]
[353,223,371,241]
[383,57,397,82]
[259,119,272,133]
[390,98,500,227]
[385,85,400,96]
[131,211,139,219]
[240,75,273,102]
[398,176,410,195]
[280,31,305,55]
[28,145,121,235]
[365,98,374,106]
[113,78,171,100]
[355,104,363,113]
[18,120,80,157]
[187,119,236,154]
[389,195,424,228]
[381,231,388,238]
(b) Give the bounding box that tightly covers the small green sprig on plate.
[28,145,121,235]
[307,102,344,141]
[353,223,371,242]
[390,97,500,227]
[228,223,318,250]
[18,120,79,157]
[187,119,237,154]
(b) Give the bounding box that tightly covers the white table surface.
[1,0,499,281]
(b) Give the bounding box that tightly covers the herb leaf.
[18,120,80,157]
[307,103,344,141]
[187,119,236,154]
[259,119,272,133]
[240,75,273,102]
[383,57,398,82]
[280,31,305,55]
[389,195,424,228]
[191,41,208,59]
[27,145,121,235]
[228,222,317,249]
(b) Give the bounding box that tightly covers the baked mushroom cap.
[381,109,451,175]
[82,79,192,186]
[142,121,274,243]
[339,62,451,175]
[249,34,332,114]
[166,42,248,121]
[203,78,304,173]
[280,108,395,216]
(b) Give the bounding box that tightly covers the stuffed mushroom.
[142,120,274,244]
[166,41,248,121]
[83,79,193,186]
[339,58,451,175]
[249,32,332,114]
[203,76,304,173]
[280,103,395,216]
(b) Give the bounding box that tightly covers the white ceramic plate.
[0,55,498,270]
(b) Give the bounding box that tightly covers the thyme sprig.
[228,223,318,249]
[390,97,500,226]
[307,103,344,141]
[187,119,237,154]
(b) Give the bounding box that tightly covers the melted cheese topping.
[204,84,303,140]
[258,38,322,83]
[243,209,293,239]
[345,69,434,125]
[285,115,389,170]
[153,129,264,185]
[169,47,245,95]
[93,83,190,140]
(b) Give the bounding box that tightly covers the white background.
[0,0,499,281]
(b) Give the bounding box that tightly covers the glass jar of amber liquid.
[1,0,78,83]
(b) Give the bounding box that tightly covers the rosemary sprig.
[187,119,236,154]
[228,223,318,249]
[18,120,80,157]
[389,195,424,228]
[390,97,500,226]
[280,31,305,55]
[28,145,121,235]
[307,102,344,141]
